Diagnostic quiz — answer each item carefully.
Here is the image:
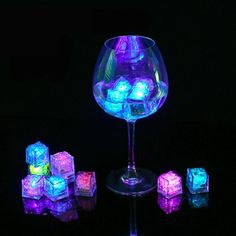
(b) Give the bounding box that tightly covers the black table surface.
[0,117,235,235]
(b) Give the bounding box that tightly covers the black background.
[0,2,235,235]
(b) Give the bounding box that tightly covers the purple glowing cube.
[26,141,49,167]
[50,151,75,183]
[22,175,44,200]
[158,194,182,214]
[22,198,47,215]
[157,171,182,198]
[187,192,209,208]
[186,168,209,194]
[74,171,97,197]
[44,176,69,202]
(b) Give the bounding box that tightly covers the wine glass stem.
[127,121,136,172]
[121,121,142,185]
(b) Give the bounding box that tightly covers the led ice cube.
[114,78,131,92]
[22,198,47,215]
[44,176,69,202]
[187,192,209,208]
[26,141,49,167]
[157,171,182,199]
[74,171,97,197]
[22,175,44,200]
[29,163,50,176]
[104,101,123,113]
[50,151,75,183]
[186,168,209,194]
[158,194,182,214]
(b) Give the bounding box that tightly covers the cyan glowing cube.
[22,175,44,200]
[158,194,182,214]
[114,79,131,92]
[44,176,69,202]
[187,192,209,208]
[29,163,50,176]
[128,80,151,101]
[22,198,47,215]
[186,168,209,194]
[157,171,182,199]
[107,89,128,103]
[74,171,97,197]
[50,151,75,183]
[104,101,123,114]
[26,141,49,167]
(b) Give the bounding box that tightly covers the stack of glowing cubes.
[22,141,97,204]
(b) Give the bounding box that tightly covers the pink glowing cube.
[74,171,97,197]
[50,151,75,183]
[157,171,182,198]
[22,175,44,200]
[158,194,182,214]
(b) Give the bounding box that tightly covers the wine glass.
[93,35,168,196]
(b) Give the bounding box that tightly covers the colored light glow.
[26,141,49,167]
[29,163,50,176]
[186,168,209,194]
[50,151,75,183]
[187,193,209,208]
[75,171,97,197]
[22,175,44,200]
[22,198,47,215]
[115,78,131,92]
[158,194,182,214]
[128,80,150,101]
[77,193,97,212]
[44,176,68,201]
[104,101,123,113]
[157,171,182,199]
[107,89,128,102]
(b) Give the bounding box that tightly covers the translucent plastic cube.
[158,194,182,214]
[187,192,209,208]
[22,175,44,200]
[186,168,209,194]
[44,176,69,202]
[157,171,182,199]
[74,171,97,197]
[50,151,75,183]
[26,141,49,167]
[28,163,50,176]
[22,198,47,215]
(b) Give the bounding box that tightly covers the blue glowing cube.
[22,175,44,200]
[128,80,152,101]
[187,192,209,208]
[186,168,209,194]
[44,176,69,202]
[26,141,49,167]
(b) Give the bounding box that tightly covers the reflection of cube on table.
[22,175,44,200]
[76,192,97,212]
[157,171,182,199]
[187,192,209,208]
[158,194,182,214]
[50,151,75,183]
[22,197,47,215]
[26,141,49,167]
[74,171,97,197]
[44,176,69,202]
[186,168,209,194]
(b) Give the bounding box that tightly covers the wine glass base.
[106,168,157,196]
